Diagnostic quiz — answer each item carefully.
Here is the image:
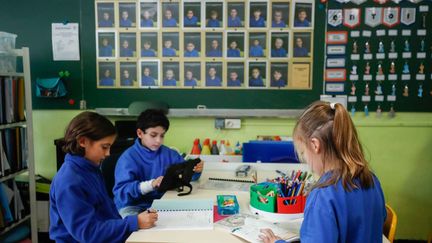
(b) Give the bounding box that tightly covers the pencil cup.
[250,184,277,213]
[276,195,306,214]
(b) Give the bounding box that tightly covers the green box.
[250,184,277,213]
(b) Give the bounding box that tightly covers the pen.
[275,169,286,177]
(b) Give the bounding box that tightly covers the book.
[143,199,213,231]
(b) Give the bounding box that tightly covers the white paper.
[348,96,357,102]
[351,31,360,37]
[52,23,80,61]
[402,30,411,36]
[376,30,386,36]
[375,96,384,102]
[417,53,426,59]
[388,30,398,36]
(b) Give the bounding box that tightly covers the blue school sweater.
[272,21,286,28]
[294,47,309,57]
[120,19,132,27]
[249,45,264,57]
[99,45,113,57]
[141,76,156,86]
[100,77,114,86]
[207,19,221,27]
[162,47,176,57]
[141,49,156,57]
[184,16,198,27]
[49,154,138,243]
[184,79,198,87]
[276,172,386,243]
[113,139,201,210]
[184,49,199,57]
[141,19,153,27]
[120,47,133,57]
[206,76,222,86]
[271,48,287,57]
[206,48,222,57]
[294,19,310,27]
[163,18,177,27]
[250,17,265,27]
[228,79,242,87]
[271,79,286,87]
[249,77,264,87]
[227,49,241,57]
[99,20,113,27]
[228,17,242,27]
[163,79,177,86]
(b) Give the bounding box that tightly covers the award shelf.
[0,47,37,242]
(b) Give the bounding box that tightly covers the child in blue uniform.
[228,8,242,27]
[100,69,114,86]
[163,9,177,27]
[249,68,264,87]
[120,10,132,27]
[184,10,198,27]
[272,10,286,28]
[162,39,176,57]
[227,40,241,57]
[250,8,265,27]
[99,38,113,57]
[270,70,286,87]
[120,40,133,57]
[99,12,113,27]
[249,39,264,57]
[50,112,158,243]
[206,67,222,86]
[184,42,200,57]
[113,110,204,216]
[228,71,242,87]
[271,38,287,57]
[121,69,133,86]
[294,37,309,57]
[141,41,156,57]
[184,70,198,87]
[162,69,177,86]
[140,10,154,27]
[294,9,310,27]
[141,67,156,86]
[206,39,222,57]
[207,10,221,27]
[259,101,386,243]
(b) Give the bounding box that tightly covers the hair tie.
[330,102,336,110]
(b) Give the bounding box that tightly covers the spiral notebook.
[143,199,214,231]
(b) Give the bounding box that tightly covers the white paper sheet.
[51,23,80,61]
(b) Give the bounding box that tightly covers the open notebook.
[142,199,214,231]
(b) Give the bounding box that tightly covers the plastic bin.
[0,32,17,51]
[277,195,306,214]
[250,184,277,213]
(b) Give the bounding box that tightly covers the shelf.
[0,121,27,130]
[0,169,29,183]
[0,215,31,236]
[0,72,24,77]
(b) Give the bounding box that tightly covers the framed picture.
[119,33,136,57]
[226,32,245,58]
[271,2,289,28]
[98,32,116,58]
[206,32,223,57]
[183,1,202,28]
[249,32,267,58]
[248,61,267,87]
[139,2,158,28]
[140,61,159,87]
[270,32,289,58]
[119,3,137,28]
[205,2,223,28]
[227,2,245,28]
[183,62,202,87]
[97,2,114,28]
[98,62,116,87]
[162,62,180,87]
[293,1,313,28]
[119,62,137,87]
[184,32,202,57]
[140,32,158,57]
[162,32,179,57]
[249,1,268,28]
[293,32,311,57]
[205,62,223,87]
[162,2,179,28]
[270,62,288,88]
[226,62,245,87]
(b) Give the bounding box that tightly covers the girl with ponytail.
[260,101,386,243]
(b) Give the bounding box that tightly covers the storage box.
[0,32,17,51]
[243,141,299,163]
[217,195,239,215]
[277,195,306,214]
[0,56,17,72]
[250,184,277,213]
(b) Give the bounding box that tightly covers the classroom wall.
[33,110,432,240]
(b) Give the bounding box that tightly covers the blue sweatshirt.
[206,76,222,86]
[271,79,286,87]
[99,20,113,27]
[184,16,198,27]
[276,172,386,243]
[228,79,242,87]
[100,77,114,86]
[294,19,310,27]
[206,48,222,57]
[141,19,153,27]
[271,48,287,57]
[113,139,201,210]
[141,76,156,86]
[227,49,241,57]
[50,154,138,243]
[207,19,221,27]
[163,47,176,57]
[228,17,242,27]
[141,49,156,57]
[121,79,133,86]
[249,77,264,87]
[184,49,200,57]
[184,79,198,87]
[250,17,265,27]
[120,19,132,27]
[99,45,113,57]
[272,21,286,28]
[120,47,133,57]
[249,45,264,57]
[163,79,177,86]
[294,47,309,57]
[163,18,177,27]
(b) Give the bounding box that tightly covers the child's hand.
[193,161,204,173]
[137,209,158,229]
[152,176,163,188]
[259,229,282,243]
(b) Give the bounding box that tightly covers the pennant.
[365,8,382,27]
[374,0,388,4]
[328,9,343,27]
[383,7,400,27]
[351,0,367,5]
[334,0,347,3]
[391,0,402,3]
[343,9,361,28]
[401,8,416,25]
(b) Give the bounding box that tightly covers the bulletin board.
[324,0,432,112]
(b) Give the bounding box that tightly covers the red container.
[277,195,306,214]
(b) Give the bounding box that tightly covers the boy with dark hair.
[113,109,204,217]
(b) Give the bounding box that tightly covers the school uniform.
[250,17,265,27]
[271,48,287,57]
[99,45,113,57]
[249,77,264,87]
[184,49,200,57]
[228,17,242,27]
[184,16,198,27]
[206,48,222,57]
[99,20,113,27]
[100,77,114,86]
[141,19,154,27]
[141,76,156,86]
[121,79,133,86]
[249,45,264,57]
[113,139,200,212]
[120,47,133,57]
[271,79,286,87]
[272,21,286,28]
[163,79,177,86]
[206,76,222,86]
[227,48,241,57]
[228,79,242,87]
[163,18,177,27]
[294,19,310,27]
[184,79,198,87]
[276,172,386,243]
[294,47,309,57]
[50,154,138,243]
[141,49,156,57]
[162,47,176,57]
[207,19,221,27]
[120,19,132,27]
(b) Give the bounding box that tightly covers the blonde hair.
[293,101,374,191]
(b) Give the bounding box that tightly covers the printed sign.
[383,7,400,27]
[343,8,361,28]
[326,31,348,44]
[401,8,416,25]
[365,8,382,27]
[328,9,343,27]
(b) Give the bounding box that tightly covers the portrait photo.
[97,2,114,28]
[183,1,201,28]
[162,2,179,28]
[119,62,137,87]
[98,32,115,58]
[140,32,158,57]
[119,3,136,28]
[271,32,289,58]
[249,2,268,28]
[183,62,202,87]
[205,32,223,58]
[184,32,202,58]
[205,62,223,87]
[98,62,116,87]
[227,2,245,28]
[119,33,136,57]
[249,32,267,58]
[140,61,159,87]
[248,61,267,87]
[270,62,289,88]
[293,32,311,57]
[140,2,158,28]
[226,62,245,87]
[162,62,180,87]
[293,2,313,28]
[205,2,223,28]
[227,32,245,58]
[162,32,179,57]
[271,2,290,28]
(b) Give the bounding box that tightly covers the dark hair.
[136,109,170,132]
[63,111,116,156]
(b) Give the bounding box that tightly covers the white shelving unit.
[0,47,37,242]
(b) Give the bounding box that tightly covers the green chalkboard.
[1,0,324,110]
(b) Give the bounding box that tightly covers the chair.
[383,204,397,243]
[100,153,122,198]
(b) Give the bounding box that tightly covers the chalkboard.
[0,0,322,110]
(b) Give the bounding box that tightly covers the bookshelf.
[0,47,37,242]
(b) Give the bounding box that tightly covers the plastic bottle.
[225,140,233,155]
[190,138,201,155]
[201,138,211,155]
[211,140,219,155]
[219,140,227,155]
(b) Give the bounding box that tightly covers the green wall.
[33,110,432,240]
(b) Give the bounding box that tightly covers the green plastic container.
[250,184,277,213]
